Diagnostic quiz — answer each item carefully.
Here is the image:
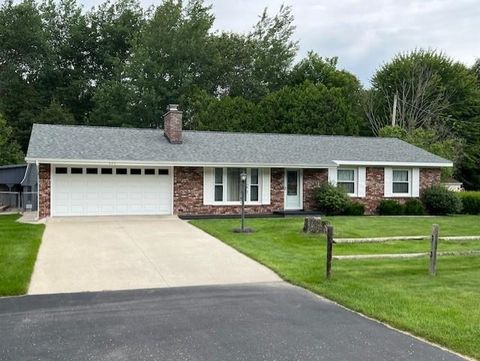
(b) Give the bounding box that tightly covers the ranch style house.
[25,105,452,219]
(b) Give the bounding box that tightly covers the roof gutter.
[333,160,453,167]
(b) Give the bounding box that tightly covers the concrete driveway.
[0,283,465,361]
[28,216,280,294]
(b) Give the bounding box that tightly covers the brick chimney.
[163,104,183,144]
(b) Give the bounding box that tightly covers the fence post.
[430,224,439,276]
[326,225,334,279]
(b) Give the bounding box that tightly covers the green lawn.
[0,214,45,296]
[191,216,480,359]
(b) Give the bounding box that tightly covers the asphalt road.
[0,282,465,361]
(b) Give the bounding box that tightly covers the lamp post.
[233,171,252,233]
[240,171,247,232]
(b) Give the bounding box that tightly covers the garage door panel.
[52,168,172,216]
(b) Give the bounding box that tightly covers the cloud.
[80,0,480,85]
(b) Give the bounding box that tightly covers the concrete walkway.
[28,216,280,295]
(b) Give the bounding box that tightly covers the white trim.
[25,157,333,169]
[328,167,338,186]
[357,167,366,198]
[391,168,412,197]
[209,167,264,206]
[284,169,303,210]
[412,168,420,197]
[203,167,214,205]
[170,166,174,214]
[337,168,357,196]
[26,157,453,169]
[333,160,452,167]
[384,167,393,197]
[261,168,271,205]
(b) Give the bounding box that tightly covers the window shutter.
[328,167,337,186]
[261,168,271,204]
[358,167,366,197]
[412,168,420,197]
[384,167,392,197]
[203,167,214,205]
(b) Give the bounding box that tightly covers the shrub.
[421,186,462,215]
[404,199,425,215]
[377,200,404,215]
[314,183,350,215]
[343,202,365,216]
[458,192,480,214]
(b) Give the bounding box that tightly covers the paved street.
[0,282,465,361]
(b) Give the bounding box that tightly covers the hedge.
[458,191,480,214]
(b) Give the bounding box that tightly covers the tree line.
[1,0,480,188]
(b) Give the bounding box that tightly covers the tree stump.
[303,217,326,233]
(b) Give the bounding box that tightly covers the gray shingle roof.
[25,124,452,167]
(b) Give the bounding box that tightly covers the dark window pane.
[86,168,98,174]
[338,182,354,194]
[393,182,409,193]
[101,168,112,175]
[215,168,223,184]
[55,167,67,174]
[71,168,83,174]
[116,168,127,175]
[158,169,169,175]
[215,185,223,201]
[227,168,241,201]
[251,168,259,184]
[145,169,155,175]
[131,168,141,175]
[287,171,297,196]
[250,185,259,201]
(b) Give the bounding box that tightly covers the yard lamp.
[234,171,253,233]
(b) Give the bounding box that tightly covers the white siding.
[203,167,214,205]
[328,167,337,185]
[261,168,271,205]
[384,167,392,197]
[357,167,366,197]
[412,168,420,197]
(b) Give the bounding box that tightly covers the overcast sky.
[80,0,479,85]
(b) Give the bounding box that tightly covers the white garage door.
[52,166,172,216]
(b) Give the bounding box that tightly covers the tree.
[36,99,75,125]
[0,115,24,165]
[379,126,463,180]
[473,58,480,82]
[367,50,480,189]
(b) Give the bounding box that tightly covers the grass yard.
[191,216,480,359]
[0,214,45,296]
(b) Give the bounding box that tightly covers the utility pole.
[391,92,398,127]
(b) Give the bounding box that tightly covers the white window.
[213,168,261,204]
[214,168,223,202]
[392,169,410,195]
[337,168,356,195]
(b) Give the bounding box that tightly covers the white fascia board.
[25,157,334,169]
[333,160,453,167]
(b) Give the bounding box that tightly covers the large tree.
[0,115,24,165]
[366,50,480,188]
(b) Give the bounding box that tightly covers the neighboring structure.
[441,178,463,192]
[25,105,453,219]
[0,164,38,211]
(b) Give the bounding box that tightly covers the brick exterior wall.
[303,169,328,211]
[173,167,285,216]
[38,163,51,218]
[352,167,442,214]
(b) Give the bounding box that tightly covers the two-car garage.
[51,165,172,216]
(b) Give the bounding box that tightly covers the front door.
[285,169,302,210]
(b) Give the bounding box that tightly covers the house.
[0,164,38,211]
[25,105,453,219]
[441,178,463,192]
